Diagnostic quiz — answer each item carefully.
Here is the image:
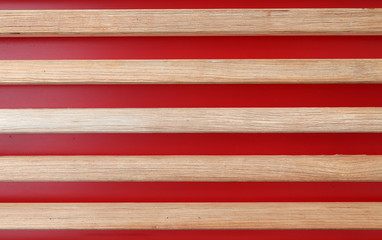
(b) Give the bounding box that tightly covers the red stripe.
[0,182,381,202]
[1,37,382,60]
[1,84,382,108]
[0,230,381,240]
[1,0,382,9]
[1,133,382,155]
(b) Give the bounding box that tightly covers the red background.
[0,0,382,239]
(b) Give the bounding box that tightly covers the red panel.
[1,37,382,60]
[0,230,382,240]
[0,0,382,9]
[1,84,382,108]
[1,133,382,155]
[0,182,381,203]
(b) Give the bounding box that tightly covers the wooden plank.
[0,9,381,37]
[1,59,381,84]
[0,203,381,229]
[1,108,382,133]
[0,155,381,182]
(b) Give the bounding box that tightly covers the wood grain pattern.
[1,59,381,84]
[0,9,381,37]
[1,108,382,133]
[0,155,381,182]
[0,203,381,229]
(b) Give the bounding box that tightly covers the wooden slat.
[0,9,381,37]
[0,203,381,229]
[1,59,381,84]
[1,108,382,133]
[0,155,381,182]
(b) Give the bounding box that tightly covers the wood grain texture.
[0,155,381,182]
[1,59,381,84]
[1,108,382,133]
[0,203,381,229]
[0,9,381,37]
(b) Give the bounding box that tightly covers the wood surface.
[0,9,381,37]
[1,108,382,133]
[1,59,381,84]
[0,155,381,182]
[0,203,381,229]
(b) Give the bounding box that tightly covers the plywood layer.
[0,9,381,37]
[1,108,382,133]
[0,203,381,229]
[0,59,381,84]
[0,155,381,182]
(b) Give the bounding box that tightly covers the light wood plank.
[1,108,382,133]
[1,59,381,84]
[1,155,381,182]
[0,9,381,37]
[0,203,381,229]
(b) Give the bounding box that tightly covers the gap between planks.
[0,155,381,182]
[0,203,381,229]
[0,59,381,84]
[0,9,381,37]
[1,108,382,133]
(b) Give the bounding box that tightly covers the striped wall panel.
[0,0,381,239]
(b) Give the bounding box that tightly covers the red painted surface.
[0,0,382,9]
[1,37,382,60]
[0,0,381,238]
[2,133,382,155]
[1,84,382,108]
[1,230,382,240]
[1,182,382,202]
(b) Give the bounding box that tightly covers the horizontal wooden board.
[1,108,382,133]
[0,155,381,182]
[0,203,381,229]
[1,59,381,84]
[0,9,381,37]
